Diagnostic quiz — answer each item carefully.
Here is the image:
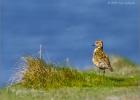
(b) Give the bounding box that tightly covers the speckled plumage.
[92,40,113,73]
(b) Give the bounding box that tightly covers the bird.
[92,40,113,74]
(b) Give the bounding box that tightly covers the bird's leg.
[103,70,105,76]
[97,68,101,75]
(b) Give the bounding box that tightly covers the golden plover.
[92,40,113,74]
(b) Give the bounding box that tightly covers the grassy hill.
[0,56,140,100]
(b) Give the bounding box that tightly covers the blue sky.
[0,0,140,87]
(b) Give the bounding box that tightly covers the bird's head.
[92,40,103,49]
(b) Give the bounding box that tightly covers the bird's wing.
[99,52,111,68]
[104,55,111,67]
[99,53,113,71]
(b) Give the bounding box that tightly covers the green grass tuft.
[16,56,140,90]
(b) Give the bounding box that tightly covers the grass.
[1,86,140,100]
[0,56,140,100]
[15,56,139,90]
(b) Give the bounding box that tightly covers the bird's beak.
[92,44,95,46]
